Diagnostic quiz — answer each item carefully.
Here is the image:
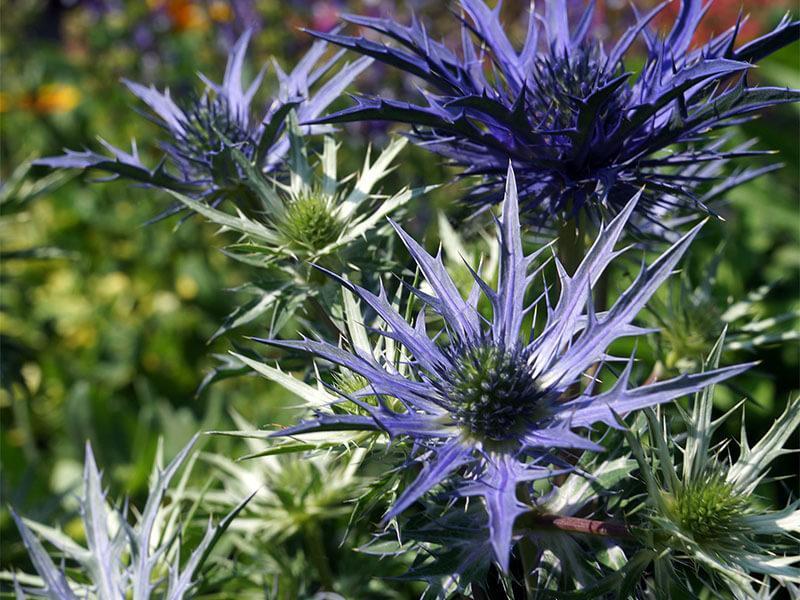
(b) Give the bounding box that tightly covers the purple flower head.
[307,0,799,233]
[257,165,754,570]
[36,31,371,220]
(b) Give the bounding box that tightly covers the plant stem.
[307,294,344,339]
[521,512,634,541]
[303,521,335,591]
[518,487,539,598]
[644,361,665,385]
[557,216,584,278]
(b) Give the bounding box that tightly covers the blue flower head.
[36,31,371,219]
[309,0,799,232]
[259,165,753,570]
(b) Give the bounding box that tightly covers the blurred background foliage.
[0,0,797,591]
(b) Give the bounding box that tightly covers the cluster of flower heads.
[260,165,754,570]
[36,30,371,220]
[309,0,799,233]
[19,1,800,597]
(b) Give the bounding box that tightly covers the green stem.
[557,216,584,278]
[518,487,539,599]
[303,521,335,591]
[307,295,343,339]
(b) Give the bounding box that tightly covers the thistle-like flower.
[35,31,371,219]
[170,124,421,341]
[623,348,800,598]
[258,165,752,570]
[309,0,799,230]
[647,251,799,372]
[5,436,251,599]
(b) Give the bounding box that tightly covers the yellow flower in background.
[19,84,81,115]
[175,274,199,300]
[208,1,233,23]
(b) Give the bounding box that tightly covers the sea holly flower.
[257,165,753,570]
[35,30,371,220]
[168,125,423,341]
[200,411,374,594]
[622,345,800,598]
[646,250,800,373]
[5,436,252,599]
[307,0,799,231]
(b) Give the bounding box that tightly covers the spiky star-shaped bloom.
[35,30,371,219]
[309,0,799,231]
[259,165,752,570]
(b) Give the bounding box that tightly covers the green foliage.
[1,2,798,599]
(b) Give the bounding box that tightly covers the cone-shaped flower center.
[446,344,546,442]
[175,95,253,170]
[283,195,342,250]
[531,44,630,179]
[662,300,724,368]
[667,475,750,544]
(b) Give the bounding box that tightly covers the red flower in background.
[654,0,795,45]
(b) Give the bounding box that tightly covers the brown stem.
[523,513,634,540]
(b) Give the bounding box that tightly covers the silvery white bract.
[7,436,251,599]
[257,165,752,570]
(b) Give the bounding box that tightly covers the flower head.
[309,0,799,232]
[35,30,371,219]
[259,165,752,570]
[169,124,421,341]
[647,252,800,372]
[624,357,800,597]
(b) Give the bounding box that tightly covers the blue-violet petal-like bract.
[308,0,799,233]
[257,164,754,570]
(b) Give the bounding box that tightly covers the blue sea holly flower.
[35,31,371,220]
[308,0,799,232]
[258,165,753,571]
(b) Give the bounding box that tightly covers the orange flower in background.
[148,0,208,32]
[208,1,234,23]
